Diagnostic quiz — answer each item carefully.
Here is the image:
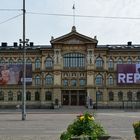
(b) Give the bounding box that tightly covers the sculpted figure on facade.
[87,50,94,65]
[54,49,61,64]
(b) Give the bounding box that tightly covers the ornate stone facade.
[0,27,140,108]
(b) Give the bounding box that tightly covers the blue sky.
[0,0,140,45]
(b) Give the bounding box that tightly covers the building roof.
[50,26,98,45]
[0,43,52,50]
[97,44,140,49]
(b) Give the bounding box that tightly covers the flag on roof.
[72,4,75,10]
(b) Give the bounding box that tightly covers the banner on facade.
[0,64,32,85]
[117,64,140,84]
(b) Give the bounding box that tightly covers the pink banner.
[117,64,140,84]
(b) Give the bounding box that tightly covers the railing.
[122,100,140,109]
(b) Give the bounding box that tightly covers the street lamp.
[19,0,29,120]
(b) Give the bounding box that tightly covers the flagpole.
[72,3,75,26]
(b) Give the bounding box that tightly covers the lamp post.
[96,87,99,109]
[19,0,29,121]
[132,92,136,110]
[19,38,29,121]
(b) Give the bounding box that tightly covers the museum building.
[0,26,140,108]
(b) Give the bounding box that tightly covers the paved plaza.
[0,108,139,140]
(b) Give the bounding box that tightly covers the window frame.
[108,91,114,101]
[35,91,40,101]
[63,53,85,68]
[95,57,103,68]
[8,91,13,101]
[0,91,4,101]
[35,58,41,69]
[45,75,53,85]
[95,74,103,86]
[45,57,53,68]
[108,75,114,85]
[45,91,52,101]
[35,75,41,85]
[26,91,31,101]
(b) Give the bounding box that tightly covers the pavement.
[0,107,139,140]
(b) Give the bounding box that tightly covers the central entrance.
[62,90,87,106]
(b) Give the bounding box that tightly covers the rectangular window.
[96,78,102,86]
[63,80,68,86]
[8,92,13,101]
[0,91,4,101]
[71,79,77,87]
[80,79,86,86]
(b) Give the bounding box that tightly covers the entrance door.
[71,95,77,105]
[62,90,86,106]
[62,95,69,105]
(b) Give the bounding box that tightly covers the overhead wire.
[27,11,140,20]
[0,13,23,25]
[0,10,140,26]
[0,6,140,21]
[0,9,21,11]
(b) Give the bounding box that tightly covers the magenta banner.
[0,64,32,85]
[117,64,140,84]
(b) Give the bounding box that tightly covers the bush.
[133,121,140,139]
[60,112,108,140]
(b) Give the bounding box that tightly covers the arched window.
[45,91,52,101]
[8,91,13,101]
[108,58,114,69]
[17,91,22,101]
[118,91,123,101]
[96,91,103,101]
[0,91,4,101]
[9,58,14,64]
[26,91,31,101]
[108,91,114,101]
[0,58,5,64]
[35,75,41,85]
[127,91,132,101]
[95,74,103,86]
[26,58,32,64]
[17,58,23,64]
[108,75,113,85]
[127,58,132,64]
[137,92,140,101]
[45,57,53,68]
[117,58,123,64]
[63,53,85,68]
[35,58,41,69]
[95,57,103,68]
[35,91,40,101]
[136,57,140,64]
[45,75,53,85]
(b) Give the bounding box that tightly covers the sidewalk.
[0,108,138,140]
[0,106,133,114]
